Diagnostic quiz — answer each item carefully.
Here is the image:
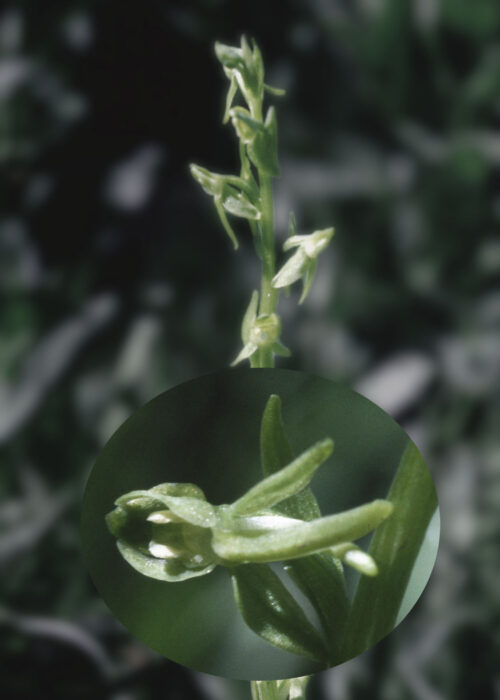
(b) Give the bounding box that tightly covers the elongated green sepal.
[231,438,333,515]
[231,563,328,663]
[213,500,393,563]
[231,342,258,366]
[264,83,286,96]
[214,196,239,249]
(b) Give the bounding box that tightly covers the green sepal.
[214,196,239,249]
[116,539,215,582]
[259,394,321,520]
[248,106,280,177]
[241,290,259,343]
[231,563,328,663]
[231,342,258,367]
[230,438,333,515]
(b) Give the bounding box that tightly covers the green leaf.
[260,394,321,521]
[283,553,349,664]
[223,71,238,123]
[231,438,333,515]
[213,500,393,563]
[231,563,328,663]
[342,441,438,659]
[231,341,258,367]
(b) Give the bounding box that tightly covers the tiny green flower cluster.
[190,37,335,368]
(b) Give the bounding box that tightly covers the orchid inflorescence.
[190,36,335,368]
[107,394,393,664]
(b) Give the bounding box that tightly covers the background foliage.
[1,0,499,697]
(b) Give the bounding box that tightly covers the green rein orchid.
[106,395,393,664]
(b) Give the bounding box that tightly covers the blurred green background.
[0,0,498,697]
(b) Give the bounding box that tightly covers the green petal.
[117,540,214,582]
[272,248,308,288]
[230,438,333,515]
[231,563,328,663]
[222,191,261,220]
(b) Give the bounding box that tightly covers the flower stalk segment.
[190,36,334,368]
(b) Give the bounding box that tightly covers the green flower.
[231,291,291,366]
[272,228,335,303]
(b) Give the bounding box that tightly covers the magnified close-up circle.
[81,368,440,680]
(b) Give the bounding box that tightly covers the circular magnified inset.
[81,368,439,680]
